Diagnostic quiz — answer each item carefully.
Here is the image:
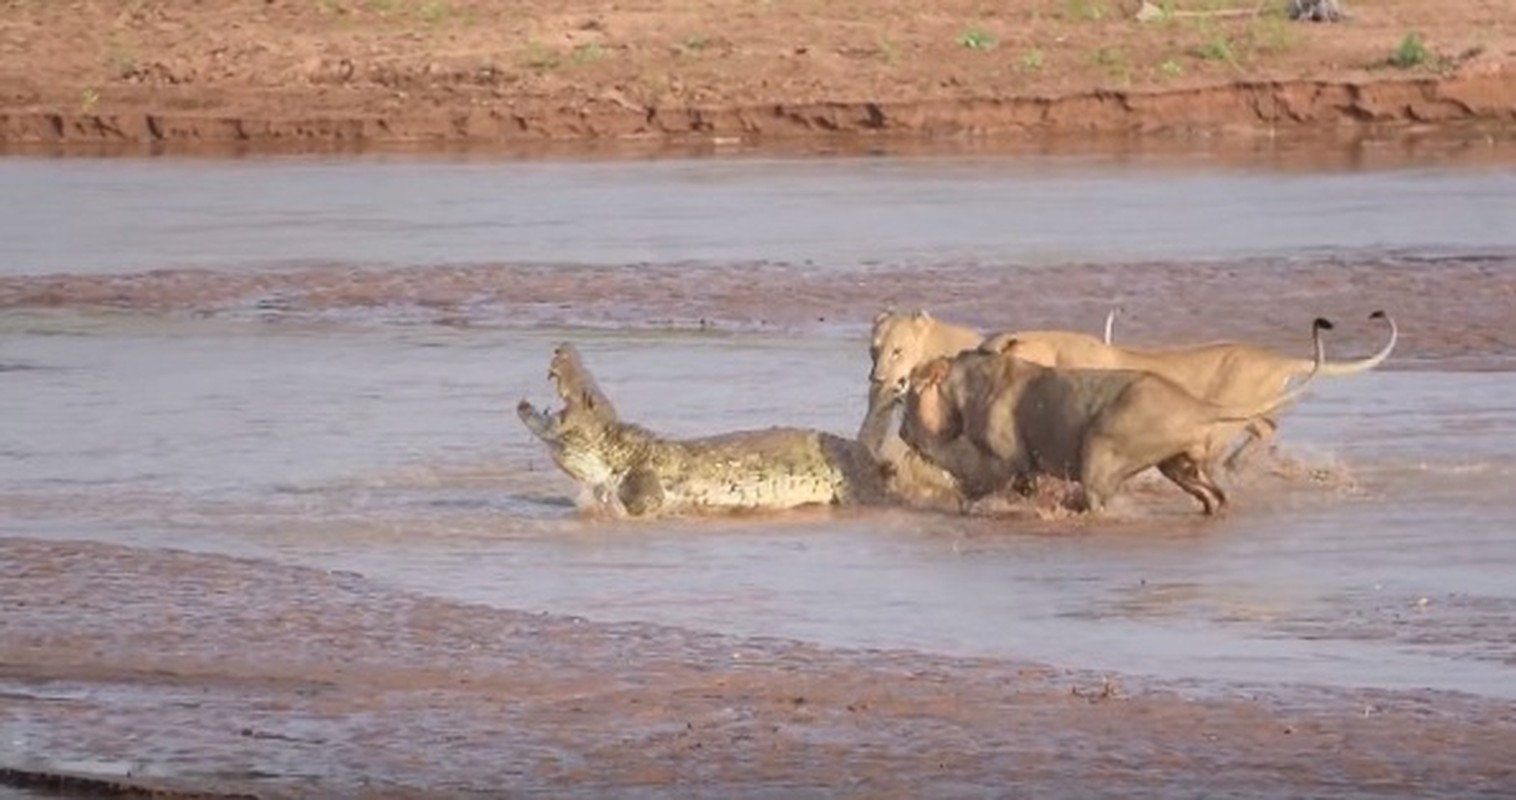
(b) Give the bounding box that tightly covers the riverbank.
[4,537,1513,798]
[1,0,1512,147]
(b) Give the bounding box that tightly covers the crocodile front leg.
[618,466,666,516]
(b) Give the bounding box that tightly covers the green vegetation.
[1194,21,1237,65]
[1020,48,1045,72]
[316,0,455,23]
[571,42,606,65]
[521,41,561,71]
[1168,3,1298,70]
[1389,31,1431,69]
[1065,0,1110,22]
[418,0,449,23]
[106,41,138,77]
[1249,13,1295,57]
[957,28,997,51]
[1093,46,1130,83]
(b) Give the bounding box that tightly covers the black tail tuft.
[1313,317,1335,331]
[1369,309,1387,320]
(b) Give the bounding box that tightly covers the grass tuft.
[1388,31,1431,69]
[957,28,997,51]
[570,42,606,65]
[1065,0,1109,22]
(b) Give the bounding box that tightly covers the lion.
[982,309,1395,465]
[898,318,1333,516]
[862,308,1396,469]
[857,308,1117,455]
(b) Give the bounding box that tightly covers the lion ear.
[907,360,935,389]
[979,334,1019,354]
[873,308,893,325]
[924,357,951,386]
[911,308,932,321]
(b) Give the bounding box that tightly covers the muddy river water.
[3,137,1516,796]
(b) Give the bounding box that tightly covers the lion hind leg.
[1222,416,1278,472]
[1158,456,1226,515]
[1080,437,1146,516]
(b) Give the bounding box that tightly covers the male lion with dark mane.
[859,309,1118,451]
[857,309,1118,500]
[861,308,1395,469]
[898,318,1334,516]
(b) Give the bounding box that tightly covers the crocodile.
[516,343,898,517]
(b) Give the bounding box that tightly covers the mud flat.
[1,0,1514,147]
[1,538,1513,798]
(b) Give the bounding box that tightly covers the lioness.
[864,308,1396,468]
[983,310,1395,465]
[899,318,1332,516]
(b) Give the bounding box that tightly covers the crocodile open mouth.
[542,343,620,423]
[550,344,588,402]
[547,352,570,397]
[530,343,584,425]
[516,347,581,438]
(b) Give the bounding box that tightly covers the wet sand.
[3,538,1515,798]
[3,254,1512,366]
[4,148,1516,796]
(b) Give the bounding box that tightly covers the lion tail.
[1217,317,1334,423]
[1315,310,1397,377]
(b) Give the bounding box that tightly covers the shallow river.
[3,136,1516,791]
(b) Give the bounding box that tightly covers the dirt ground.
[1,0,1513,146]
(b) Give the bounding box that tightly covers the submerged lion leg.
[1157,456,1225,515]
[1223,416,1277,471]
